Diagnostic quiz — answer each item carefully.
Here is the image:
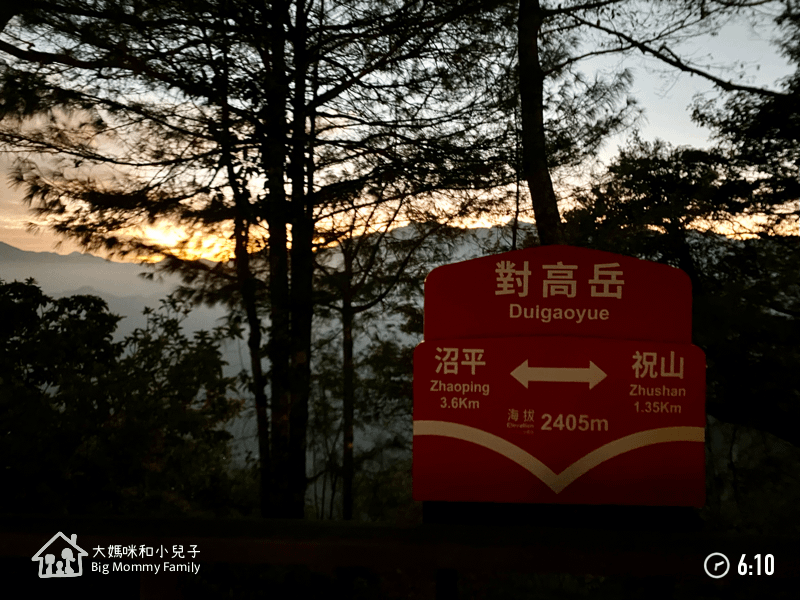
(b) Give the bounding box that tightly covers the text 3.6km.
[441,396,480,409]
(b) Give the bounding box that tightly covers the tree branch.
[568,13,788,98]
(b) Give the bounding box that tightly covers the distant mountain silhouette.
[0,241,111,263]
[0,240,178,298]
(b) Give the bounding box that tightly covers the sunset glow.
[135,225,235,263]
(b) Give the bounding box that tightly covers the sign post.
[414,246,706,508]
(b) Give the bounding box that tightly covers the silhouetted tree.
[0,0,514,517]
[565,138,800,452]
[0,279,245,515]
[511,0,784,244]
[313,217,454,519]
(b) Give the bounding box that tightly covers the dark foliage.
[0,279,249,516]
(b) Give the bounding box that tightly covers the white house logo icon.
[31,532,88,578]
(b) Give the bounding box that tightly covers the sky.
[0,13,794,261]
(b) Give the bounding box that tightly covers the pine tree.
[0,0,514,517]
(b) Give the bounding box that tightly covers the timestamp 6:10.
[738,554,774,576]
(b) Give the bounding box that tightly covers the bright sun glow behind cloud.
[133,224,234,263]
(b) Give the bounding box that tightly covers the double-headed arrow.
[511,360,606,390]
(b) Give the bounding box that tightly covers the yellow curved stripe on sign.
[413,421,704,493]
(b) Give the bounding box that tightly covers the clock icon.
[704,553,730,578]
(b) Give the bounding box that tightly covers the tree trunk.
[233,211,272,520]
[263,0,293,518]
[341,246,355,521]
[666,219,705,298]
[518,0,562,246]
[287,0,313,519]
[216,34,274,520]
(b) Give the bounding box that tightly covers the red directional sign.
[413,336,705,506]
[424,245,692,343]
